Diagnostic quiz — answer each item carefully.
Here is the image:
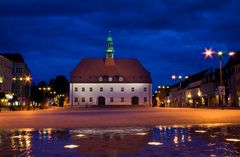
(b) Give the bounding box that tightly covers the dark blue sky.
[0,0,239,90]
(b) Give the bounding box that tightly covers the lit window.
[110,87,113,92]
[121,87,124,92]
[110,97,114,102]
[89,97,93,102]
[74,87,78,92]
[108,77,112,82]
[144,87,147,92]
[74,97,78,102]
[144,97,147,102]
[131,87,134,92]
[100,87,103,92]
[121,97,124,102]
[89,87,93,92]
[82,87,85,92]
[82,97,85,102]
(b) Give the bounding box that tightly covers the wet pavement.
[0,124,239,157]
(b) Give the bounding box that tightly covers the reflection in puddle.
[0,125,239,157]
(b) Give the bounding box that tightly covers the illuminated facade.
[0,53,31,101]
[70,32,152,106]
[0,55,13,94]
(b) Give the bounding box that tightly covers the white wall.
[70,83,152,106]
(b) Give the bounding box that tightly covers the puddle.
[0,125,239,157]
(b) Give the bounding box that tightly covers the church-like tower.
[106,31,114,59]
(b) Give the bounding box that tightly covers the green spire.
[106,30,114,59]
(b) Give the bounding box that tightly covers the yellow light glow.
[185,76,189,79]
[64,144,79,149]
[203,48,215,58]
[229,51,235,56]
[195,130,207,133]
[25,76,31,82]
[47,87,51,91]
[225,138,240,142]
[198,91,202,97]
[19,77,23,81]
[0,76,3,83]
[148,142,163,146]
[187,94,192,98]
[13,77,16,81]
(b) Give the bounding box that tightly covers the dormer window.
[99,76,103,82]
[108,77,113,82]
[119,76,123,82]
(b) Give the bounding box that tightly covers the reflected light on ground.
[148,142,163,146]
[195,130,207,133]
[64,144,79,149]
[225,138,240,142]
[76,134,86,137]
[136,133,147,136]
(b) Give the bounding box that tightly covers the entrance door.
[131,96,139,105]
[98,96,105,106]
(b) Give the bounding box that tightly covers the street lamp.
[171,75,189,107]
[203,48,235,109]
[38,87,51,101]
[12,75,32,106]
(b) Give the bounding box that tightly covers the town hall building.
[70,32,152,106]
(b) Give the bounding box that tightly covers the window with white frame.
[74,97,78,102]
[82,97,85,102]
[74,87,78,92]
[110,97,114,102]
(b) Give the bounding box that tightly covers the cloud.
[0,0,239,89]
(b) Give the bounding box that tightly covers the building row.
[0,53,31,105]
[154,52,240,108]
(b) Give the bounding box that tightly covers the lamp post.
[12,75,32,107]
[38,87,51,108]
[171,75,189,107]
[203,48,235,109]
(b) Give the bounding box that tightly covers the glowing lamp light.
[25,76,31,82]
[203,48,215,58]
[225,138,240,142]
[185,76,189,79]
[178,76,182,79]
[64,144,79,149]
[229,51,235,56]
[217,51,224,57]
[171,75,176,80]
[148,141,163,146]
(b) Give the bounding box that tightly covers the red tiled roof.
[71,58,152,83]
